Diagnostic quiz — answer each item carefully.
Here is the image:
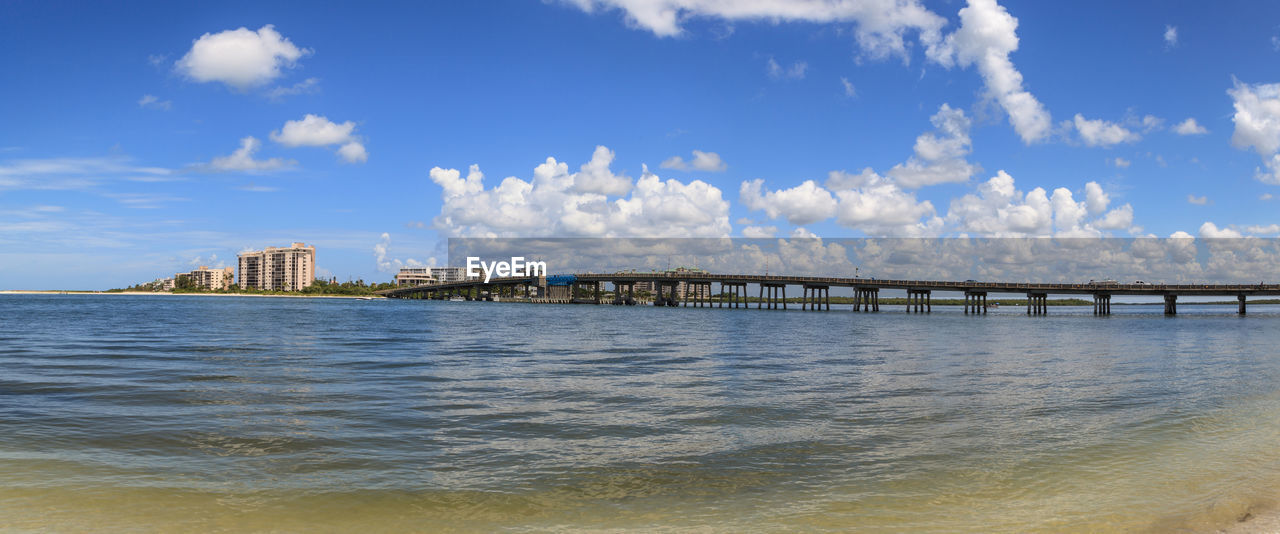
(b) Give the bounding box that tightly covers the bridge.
[377,272,1280,315]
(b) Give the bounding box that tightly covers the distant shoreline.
[0,290,384,299]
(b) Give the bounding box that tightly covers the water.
[3,294,1280,532]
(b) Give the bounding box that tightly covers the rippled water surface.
[4,294,1280,532]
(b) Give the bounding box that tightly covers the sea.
[3,293,1280,532]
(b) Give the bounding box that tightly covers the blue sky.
[3,0,1280,289]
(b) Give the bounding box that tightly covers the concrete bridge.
[377,272,1280,316]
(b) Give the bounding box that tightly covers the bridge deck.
[379,272,1280,298]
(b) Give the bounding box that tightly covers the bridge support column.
[964,291,987,314]
[1028,293,1047,315]
[1239,294,1247,315]
[1093,294,1111,315]
[593,281,601,305]
[1164,294,1178,315]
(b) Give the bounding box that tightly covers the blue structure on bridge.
[545,275,577,286]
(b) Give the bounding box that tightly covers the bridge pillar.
[1164,294,1178,315]
[1027,293,1047,315]
[1093,294,1112,316]
[964,291,987,314]
[854,287,878,312]
[1239,294,1247,315]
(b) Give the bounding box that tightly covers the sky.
[3,0,1280,289]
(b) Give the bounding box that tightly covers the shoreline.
[0,290,384,299]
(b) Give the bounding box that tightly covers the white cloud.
[1199,222,1243,238]
[1073,114,1141,147]
[337,142,368,164]
[739,179,837,226]
[1263,193,1275,201]
[1164,25,1178,48]
[1229,80,1280,183]
[137,94,172,110]
[790,227,819,239]
[571,0,1055,144]
[886,103,977,188]
[270,114,367,163]
[564,0,949,62]
[741,225,777,238]
[1094,204,1134,230]
[175,25,310,90]
[1187,194,1209,205]
[267,77,320,100]
[931,0,1052,144]
[659,150,727,172]
[828,168,940,235]
[1112,157,1131,168]
[841,76,856,98]
[573,145,632,195]
[946,170,1132,237]
[237,183,279,193]
[1245,224,1280,235]
[767,57,808,80]
[104,192,190,209]
[1084,181,1109,214]
[429,147,731,237]
[206,136,294,172]
[374,232,431,273]
[1139,114,1164,133]
[1173,117,1208,135]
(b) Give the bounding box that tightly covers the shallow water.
[3,294,1280,532]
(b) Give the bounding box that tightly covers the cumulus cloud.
[206,136,294,172]
[766,57,808,80]
[886,103,977,188]
[270,114,367,163]
[1073,114,1141,147]
[739,179,837,226]
[429,146,730,237]
[1245,224,1280,235]
[1229,80,1280,183]
[931,0,1052,144]
[660,150,727,172]
[1112,157,1131,168]
[573,145,632,195]
[175,25,309,90]
[1164,25,1178,48]
[1084,181,1109,214]
[137,94,172,110]
[563,0,949,62]
[1199,222,1242,238]
[1173,117,1207,135]
[828,168,940,235]
[1187,194,1209,205]
[947,171,1133,236]
[374,232,431,273]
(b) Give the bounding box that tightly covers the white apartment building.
[179,266,235,290]
[432,267,466,283]
[394,266,467,286]
[238,242,316,291]
[394,267,434,286]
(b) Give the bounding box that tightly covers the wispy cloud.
[138,94,172,111]
[267,77,320,100]
[766,57,807,80]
